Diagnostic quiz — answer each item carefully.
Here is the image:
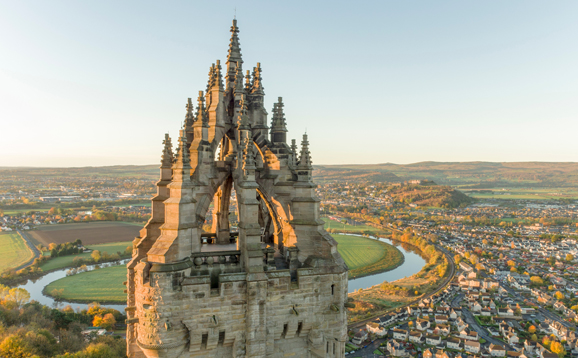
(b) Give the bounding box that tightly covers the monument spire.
[226,19,243,90]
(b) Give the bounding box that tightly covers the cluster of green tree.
[0,285,126,358]
[46,240,83,258]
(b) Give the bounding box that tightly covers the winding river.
[16,235,426,310]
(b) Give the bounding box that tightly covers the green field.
[462,187,578,200]
[45,265,126,303]
[39,241,132,271]
[334,234,404,278]
[322,217,382,232]
[0,232,34,272]
[42,234,404,303]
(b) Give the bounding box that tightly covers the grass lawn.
[0,232,34,272]
[45,265,126,303]
[39,241,132,271]
[334,234,403,278]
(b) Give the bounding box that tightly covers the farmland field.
[0,232,34,272]
[28,221,141,246]
[39,241,132,271]
[334,234,403,278]
[45,265,126,303]
[322,217,383,232]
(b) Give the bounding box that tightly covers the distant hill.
[2,161,578,189]
[314,166,400,183]
[315,162,578,188]
[0,165,159,180]
[387,181,474,208]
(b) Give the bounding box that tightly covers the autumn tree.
[566,254,574,262]
[91,250,101,262]
[555,291,565,300]
[551,341,566,358]
[528,325,536,334]
[530,276,544,286]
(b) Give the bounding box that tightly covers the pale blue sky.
[1,1,577,167]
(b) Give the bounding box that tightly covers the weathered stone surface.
[127,19,348,358]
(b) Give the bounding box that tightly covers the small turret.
[226,19,243,90]
[270,97,288,143]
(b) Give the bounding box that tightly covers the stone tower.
[126,20,348,358]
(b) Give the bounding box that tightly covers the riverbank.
[347,240,455,325]
[333,234,404,279]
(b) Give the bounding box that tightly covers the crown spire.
[226,19,243,90]
[161,133,174,168]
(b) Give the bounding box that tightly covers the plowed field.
[28,222,142,246]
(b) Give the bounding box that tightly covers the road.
[461,307,513,351]
[492,273,576,330]
[347,339,384,357]
[13,229,41,271]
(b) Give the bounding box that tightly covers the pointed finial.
[244,69,251,92]
[226,19,243,89]
[215,60,223,90]
[174,129,190,168]
[237,95,250,130]
[185,98,195,129]
[161,133,174,168]
[206,63,216,93]
[234,61,244,93]
[271,97,287,130]
[251,63,264,95]
[195,91,208,128]
[297,133,313,170]
[242,136,256,171]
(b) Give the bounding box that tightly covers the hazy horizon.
[1,1,577,166]
[3,160,578,170]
